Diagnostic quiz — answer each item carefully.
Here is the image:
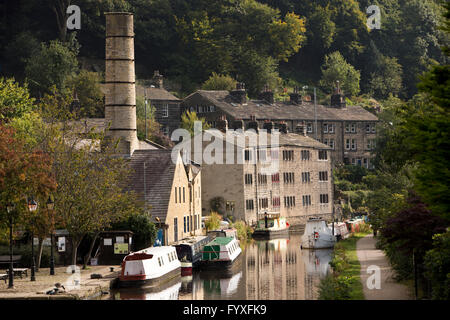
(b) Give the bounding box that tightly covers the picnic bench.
[0,273,7,284]
[10,268,28,278]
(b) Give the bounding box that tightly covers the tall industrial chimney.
[104,12,139,157]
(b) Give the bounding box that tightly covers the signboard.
[104,238,112,246]
[116,236,124,244]
[58,237,66,252]
[114,243,129,254]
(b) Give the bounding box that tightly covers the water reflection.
[110,234,332,300]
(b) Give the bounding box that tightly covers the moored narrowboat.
[173,235,211,276]
[200,237,241,267]
[300,217,336,249]
[252,212,290,239]
[118,246,181,288]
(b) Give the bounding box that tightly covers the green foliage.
[25,40,78,96]
[111,212,158,251]
[424,231,450,300]
[0,78,35,121]
[231,220,253,242]
[66,70,105,118]
[320,51,361,96]
[181,110,211,136]
[205,211,221,231]
[202,73,237,91]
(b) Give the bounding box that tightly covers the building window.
[258,174,268,184]
[351,158,356,165]
[226,201,235,212]
[174,217,178,242]
[323,123,328,133]
[320,194,329,204]
[329,139,335,150]
[367,139,376,150]
[187,215,190,232]
[257,149,267,162]
[301,172,311,183]
[245,174,253,185]
[244,150,253,161]
[366,123,371,133]
[329,124,334,133]
[162,104,169,117]
[319,171,328,181]
[345,123,350,133]
[371,124,376,133]
[184,216,187,233]
[246,199,254,210]
[351,139,357,151]
[301,150,310,160]
[302,195,312,206]
[259,198,269,209]
[272,197,280,207]
[284,196,295,208]
[318,150,328,160]
[283,150,294,161]
[323,138,328,146]
[283,172,295,184]
[307,123,313,133]
[346,139,351,150]
[272,173,280,183]
[183,187,185,203]
[351,123,356,133]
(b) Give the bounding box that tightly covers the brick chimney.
[330,80,346,108]
[230,82,247,104]
[104,12,139,157]
[277,121,288,134]
[248,115,259,132]
[289,86,301,104]
[295,122,307,136]
[152,70,164,89]
[259,84,274,104]
[216,114,228,133]
[262,120,274,133]
[232,119,244,130]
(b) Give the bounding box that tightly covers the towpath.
[356,234,412,300]
[0,265,119,300]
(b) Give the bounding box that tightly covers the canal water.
[108,233,333,300]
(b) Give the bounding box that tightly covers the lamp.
[28,197,38,281]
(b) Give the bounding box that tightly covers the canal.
[108,233,333,300]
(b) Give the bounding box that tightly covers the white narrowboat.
[200,237,241,267]
[118,246,181,288]
[301,218,336,249]
[252,212,290,239]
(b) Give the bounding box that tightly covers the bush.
[319,274,352,300]
[424,231,450,300]
[205,212,221,231]
[232,220,253,242]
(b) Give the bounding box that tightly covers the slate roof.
[127,150,178,223]
[185,90,378,122]
[136,84,180,101]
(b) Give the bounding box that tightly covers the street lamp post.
[7,204,14,288]
[28,198,38,281]
[47,196,55,276]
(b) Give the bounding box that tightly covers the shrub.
[205,212,221,231]
[232,220,253,241]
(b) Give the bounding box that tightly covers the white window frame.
[162,103,169,118]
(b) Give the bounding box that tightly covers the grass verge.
[318,232,370,300]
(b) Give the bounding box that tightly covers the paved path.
[357,234,412,300]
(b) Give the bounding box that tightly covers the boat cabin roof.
[173,235,209,246]
[257,212,282,219]
[206,237,235,246]
[133,246,176,256]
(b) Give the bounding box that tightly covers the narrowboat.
[207,227,238,239]
[300,218,336,249]
[333,222,350,240]
[118,246,181,288]
[200,237,242,267]
[173,235,211,276]
[252,212,290,239]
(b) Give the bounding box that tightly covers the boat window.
[158,257,162,267]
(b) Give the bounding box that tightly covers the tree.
[0,78,35,121]
[25,40,78,96]
[202,73,237,91]
[0,125,57,254]
[66,70,104,118]
[205,211,221,232]
[319,51,361,96]
[180,110,210,136]
[111,212,158,251]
